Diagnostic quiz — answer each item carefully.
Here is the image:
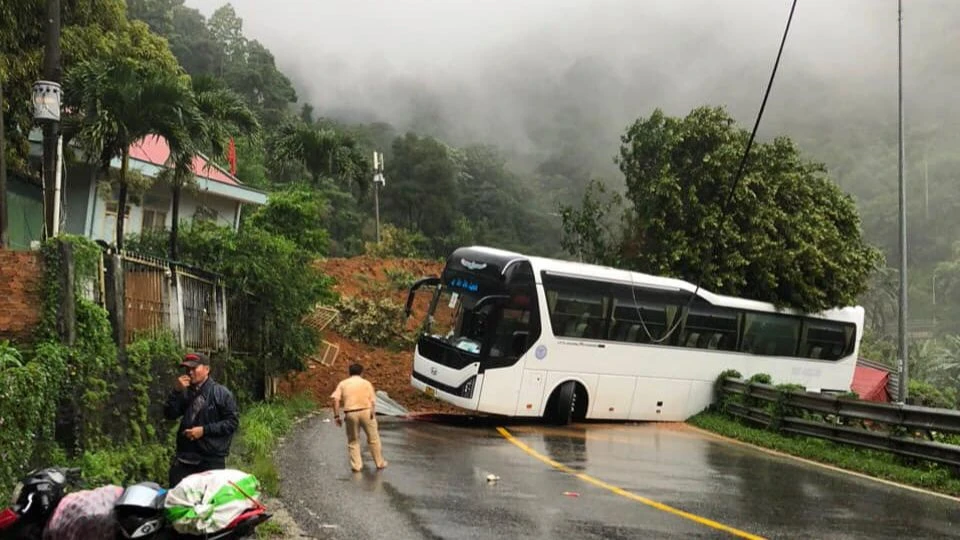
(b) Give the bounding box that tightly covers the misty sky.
[186,0,951,168]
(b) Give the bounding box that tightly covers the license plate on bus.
[424,386,436,397]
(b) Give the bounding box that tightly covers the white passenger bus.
[406,246,864,424]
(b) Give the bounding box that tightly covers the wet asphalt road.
[277,412,959,539]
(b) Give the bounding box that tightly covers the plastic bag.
[163,469,261,534]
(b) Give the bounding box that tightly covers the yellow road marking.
[496,426,766,540]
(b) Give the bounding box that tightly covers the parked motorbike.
[0,468,271,540]
[0,467,81,539]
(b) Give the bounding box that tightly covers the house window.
[103,201,131,244]
[142,208,168,231]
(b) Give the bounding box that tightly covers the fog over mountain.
[187,0,957,189]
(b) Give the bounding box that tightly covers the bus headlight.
[459,375,477,398]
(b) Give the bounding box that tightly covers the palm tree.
[65,55,189,250]
[166,76,258,260]
[269,123,369,195]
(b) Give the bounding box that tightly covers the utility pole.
[373,151,385,243]
[0,76,8,249]
[40,0,62,239]
[896,0,909,404]
[923,150,929,221]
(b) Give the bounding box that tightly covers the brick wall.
[0,250,43,343]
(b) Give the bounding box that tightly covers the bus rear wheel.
[546,381,586,425]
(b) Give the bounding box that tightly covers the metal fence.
[177,268,220,351]
[121,252,170,343]
[718,377,960,468]
[117,251,238,353]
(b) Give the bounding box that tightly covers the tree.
[611,106,881,312]
[207,4,246,77]
[269,122,368,193]
[246,187,330,256]
[1,0,177,173]
[166,76,258,259]
[65,54,189,249]
[383,133,457,241]
[559,179,623,265]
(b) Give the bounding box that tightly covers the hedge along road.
[277,413,958,539]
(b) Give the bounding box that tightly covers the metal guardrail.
[719,377,960,468]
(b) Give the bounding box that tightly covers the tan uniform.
[331,375,387,471]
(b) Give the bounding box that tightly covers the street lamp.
[32,80,61,122]
[373,151,386,243]
[33,80,64,237]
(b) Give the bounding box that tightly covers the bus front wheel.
[547,381,586,425]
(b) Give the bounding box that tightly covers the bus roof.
[453,245,863,322]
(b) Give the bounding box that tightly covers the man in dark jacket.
[164,352,239,487]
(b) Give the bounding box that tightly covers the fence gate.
[121,253,170,343]
[177,269,219,351]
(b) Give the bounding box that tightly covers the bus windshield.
[427,288,493,355]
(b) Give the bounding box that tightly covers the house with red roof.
[26,130,266,246]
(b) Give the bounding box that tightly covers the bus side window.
[799,320,854,361]
[741,313,800,357]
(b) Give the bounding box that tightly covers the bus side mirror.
[405,276,441,318]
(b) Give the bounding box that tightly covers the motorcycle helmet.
[115,482,166,539]
[13,467,73,522]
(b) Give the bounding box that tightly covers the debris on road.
[563,491,580,497]
[376,390,409,417]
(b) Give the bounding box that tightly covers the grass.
[229,393,318,496]
[688,410,960,497]
[255,520,287,539]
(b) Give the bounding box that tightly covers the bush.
[384,267,417,290]
[333,296,412,349]
[229,395,316,496]
[0,340,23,369]
[246,187,331,257]
[907,380,956,409]
[365,224,428,258]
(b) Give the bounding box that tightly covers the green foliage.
[714,369,743,412]
[384,268,417,290]
[559,179,623,265]
[365,224,428,259]
[128,221,335,373]
[593,106,883,312]
[0,340,23,369]
[0,342,69,495]
[748,373,773,385]
[228,395,316,496]
[689,411,960,497]
[125,332,183,444]
[1,238,185,498]
[907,380,956,409]
[77,442,172,488]
[383,134,458,240]
[859,329,896,366]
[333,297,412,349]
[246,187,330,256]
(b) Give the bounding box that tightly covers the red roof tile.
[128,136,240,186]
